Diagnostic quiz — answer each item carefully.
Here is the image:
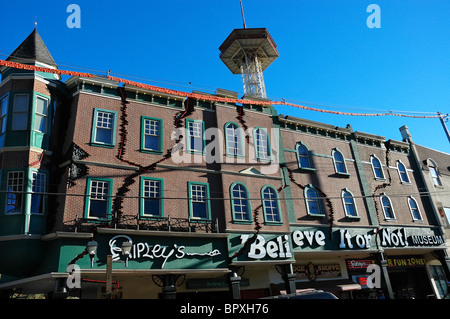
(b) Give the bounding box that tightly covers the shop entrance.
[389,268,434,299]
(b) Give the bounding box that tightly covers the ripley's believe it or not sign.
[89,234,228,270]
[291,227,445,251]
[228,227,446,263]
[87,227,445,270]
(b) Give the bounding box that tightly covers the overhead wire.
[0,56,445,119]
[3,189,450,201]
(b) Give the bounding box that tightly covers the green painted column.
[349,139,379,226]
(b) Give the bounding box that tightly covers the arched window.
[371,155,385,179]
[408,196,422,221]
[261,185,281,223]
[254,128,271,161]
[380,194,395,220]
[427,159,442,186]
[332,148,347,174]
[231,182,251,222]
[225,122,244,157]
[305,185,323,216]
[342,189,358,217]
[397,161,410,183]
[296,142,313,169]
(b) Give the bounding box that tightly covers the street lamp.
[121,241,132,267]
[86,240,98,268]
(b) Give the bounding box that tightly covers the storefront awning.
[295,279,362,292]
[0,272,69,294]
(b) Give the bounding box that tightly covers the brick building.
[0,28,448,299]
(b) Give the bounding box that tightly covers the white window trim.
[370,154,386,180]
[407,196,423,221]
[396,160,411,184]
[380,193,396,220]
[341,188,359,218]
[332,148,348,175]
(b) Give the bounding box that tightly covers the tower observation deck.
[219,28,279,99]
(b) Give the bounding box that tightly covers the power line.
[4,189,450,201]
[0,53,444,119]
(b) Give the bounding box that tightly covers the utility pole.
[438,112,450,143]
[105,255,112,299]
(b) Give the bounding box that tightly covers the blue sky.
[2,1,449,153]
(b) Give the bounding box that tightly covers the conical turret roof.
[7,28,57,68]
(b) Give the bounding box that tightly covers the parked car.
[261,290,338,299]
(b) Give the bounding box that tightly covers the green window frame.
[30,170,48,215]
[261,185,282,224]
[6,171,25,214]
[304,185,324,217]
[141,116,163,153]
[186,119,205,154]
[11,93,29,131]
[0,94,8,135]
[140,177,164,217]
[225,122,245,157]
[254,127,271,162]
[296,142,314,170]
[188,181,211,220]
[91,108,117,147]
[84,178,113,220]
[34,95,49,133]
[230,182,252,223]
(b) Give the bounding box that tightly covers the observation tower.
[219,1,279,99]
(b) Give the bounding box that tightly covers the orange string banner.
[0,59,440,119]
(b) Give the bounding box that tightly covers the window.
[371,155,385,179]
[430,265,449,299]
[141,177,163,217]
[142,117,162,152]
[254,128,271,161]
[6,171,24,214]
[34,96,48,133]
[31,172,46,214]
[231,182,251,222]
[85,179,112,219]
[380,194,395,220]
[189,182,210,219]
[261,185,281,223]
[444,207,450,228]
[342,189,358,217]
[397,161,410,183]
[296,142,313,169]
[187,120,204,153]
[0,95,8,134]
[332,149,347,174]
[408,196,422,221]
[428,159,442,186]
[305,186,323,216]
[225,122,244,157]
[92,109,116,146]
[11,94,29,130]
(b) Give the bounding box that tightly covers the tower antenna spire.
[239,0,247,29]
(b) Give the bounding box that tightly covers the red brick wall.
[280,128,371,226]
